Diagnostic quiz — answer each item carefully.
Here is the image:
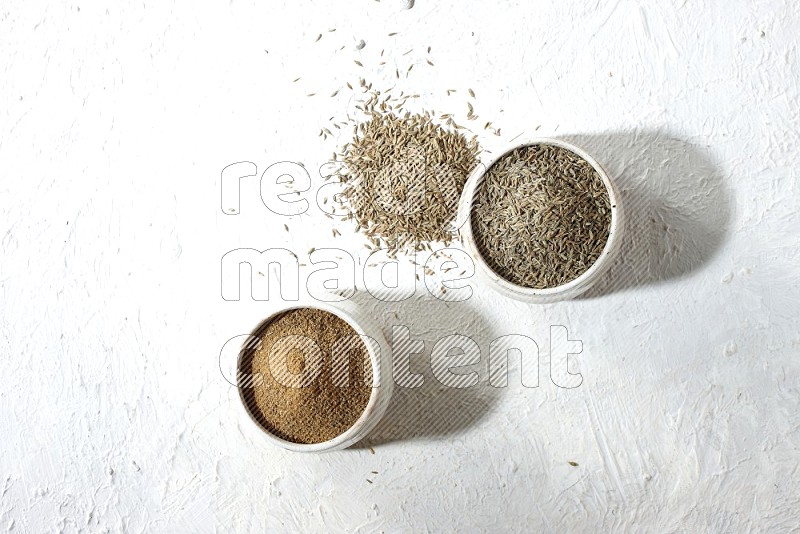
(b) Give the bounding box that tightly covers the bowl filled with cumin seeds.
[236,299,393,452]
[457,138,622,303]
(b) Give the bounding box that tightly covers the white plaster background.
[1,0,799,531]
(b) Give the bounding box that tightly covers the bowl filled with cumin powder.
[457,138,623,303]
[237,299,392,452]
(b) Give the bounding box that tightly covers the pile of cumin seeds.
[240,308,372,444]
[471,144,612,289]
[334,86,480,255]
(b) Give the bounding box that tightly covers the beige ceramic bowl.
[456,137,623,303]
[236,298,393,452]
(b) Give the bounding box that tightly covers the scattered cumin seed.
[332,87,480,253]
[354,60,363,67]
[315,34,322,42]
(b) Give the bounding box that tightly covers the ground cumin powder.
[240,308,373,444]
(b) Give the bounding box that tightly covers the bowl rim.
[456,136,621,299]
[236,299,389,452]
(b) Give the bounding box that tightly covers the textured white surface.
[2,1,799,532]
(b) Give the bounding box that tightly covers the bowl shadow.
[559,131,733,298]
[344,290,503,449]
